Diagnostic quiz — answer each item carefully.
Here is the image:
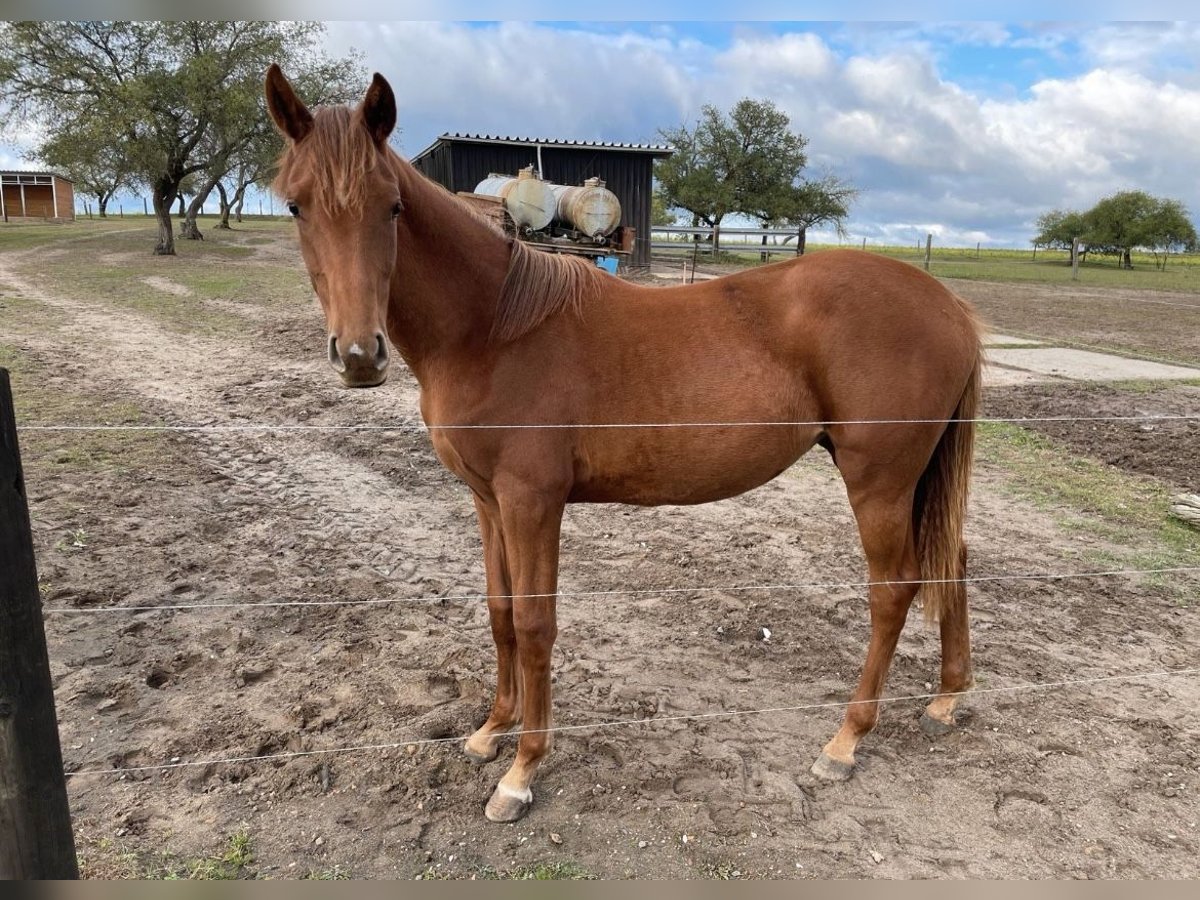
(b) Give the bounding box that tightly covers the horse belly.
[569,427,820,506]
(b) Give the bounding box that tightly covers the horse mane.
[272,106,402,217]
[274,104,601,343]
[491,239,603,343]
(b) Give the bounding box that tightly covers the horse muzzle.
[328,332,389,388]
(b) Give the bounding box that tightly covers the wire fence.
[38,565,1200,616]
[15,413,1200,433]
[13,332,1200,799]
[69,665,1200,778]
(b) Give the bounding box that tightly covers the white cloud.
[16,21,1200,245]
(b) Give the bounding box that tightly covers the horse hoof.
[810,752,854,782]
[485,784,533,823]
[919,711,958,737]
[463,742,498,766]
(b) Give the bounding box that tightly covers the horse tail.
[914,342,982,623]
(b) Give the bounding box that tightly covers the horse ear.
[361,72,397,146]
[265,63,314,143]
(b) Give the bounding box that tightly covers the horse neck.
[388,158,511,370]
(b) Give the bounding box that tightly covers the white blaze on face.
[348,342,364,357]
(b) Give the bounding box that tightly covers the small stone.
[549,833,562,845]
[314,837,324,847]
[760,627,771,642]
[405,744,418,755]
[870,850,883,864]
[638,841,648,849]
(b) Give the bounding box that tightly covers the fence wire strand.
[67,665,1199,778]
[16,413,1200,433]
[39,565,1200,616]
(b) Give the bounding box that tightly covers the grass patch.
[79,829,256,880]
[4,217,305,335]
[1,343,172,476]
[977,422,1200,596]
[418,860,596,880]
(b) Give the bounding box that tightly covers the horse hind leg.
[812,476,921,781]
[921,542,973,736]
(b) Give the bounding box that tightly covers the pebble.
[638,841,648,849]
[314,837,324,847]
[549,833,562,845]
[870,850,883,864]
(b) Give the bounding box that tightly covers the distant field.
[654,237,1200,294]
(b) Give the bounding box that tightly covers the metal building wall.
[411,142,659,267]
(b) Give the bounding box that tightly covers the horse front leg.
[484,488,563,823]
[464,494,522,764]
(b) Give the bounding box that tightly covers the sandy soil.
[2,237,1197,879]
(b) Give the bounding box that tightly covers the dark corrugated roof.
[412,133,673,161]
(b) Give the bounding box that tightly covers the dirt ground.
[2,227,1198,879]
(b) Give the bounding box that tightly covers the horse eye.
[287,201,300,218]
[391,202,402,220]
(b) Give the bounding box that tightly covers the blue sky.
[7,19,1200,248]
[314,21,1200,247]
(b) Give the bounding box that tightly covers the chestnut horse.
[266,65,983,823]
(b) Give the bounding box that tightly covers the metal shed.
[410,134,672,268]
[1,171,75,223]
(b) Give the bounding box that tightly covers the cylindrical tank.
[548,177,621,238]
[473,167,554,231]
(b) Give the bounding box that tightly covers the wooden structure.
[0,370,79,878]
[410,134,671,268]
[0,171,75,223]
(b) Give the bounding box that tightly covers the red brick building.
[1,171,75,222]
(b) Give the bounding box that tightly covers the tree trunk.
[216,182,232,230]
[181,176,218,241]
[97,195,109,218]
[233,183,247,223]
[1122,248,1132,269]
[152,177,179,256]
[176,194,186,217]
[797,225,808,256]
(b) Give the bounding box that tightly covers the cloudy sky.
[322,20,1200,248]
[8,19,1200,248]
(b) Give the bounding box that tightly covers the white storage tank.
[548,177,621,238]
[473,167,555,231]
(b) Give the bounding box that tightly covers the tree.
[0,22,361,254]
[756,172,858,256]
[655,99,810,233]
[1143,198,1198,269]
[1032,192,1196,269]
[654,99,855,254]
[1084,190,1159,269]
[1032,208,1089,251]
[35,120,134,218]
[650,190,676,227]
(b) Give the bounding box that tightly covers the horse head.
[265,64,400,388]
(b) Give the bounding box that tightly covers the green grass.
[3,218,310,336]
[977,422,1200,598]
[0,343,170,476]
[80,829,257,880]
[418,860,596,880]
[653,236,1200,293]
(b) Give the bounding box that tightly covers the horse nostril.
[327,335,346,373]
[374,332,389,370]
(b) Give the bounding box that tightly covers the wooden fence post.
[0,369,79,879]
[924,233,933,271]
[1071,237,1081,281]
